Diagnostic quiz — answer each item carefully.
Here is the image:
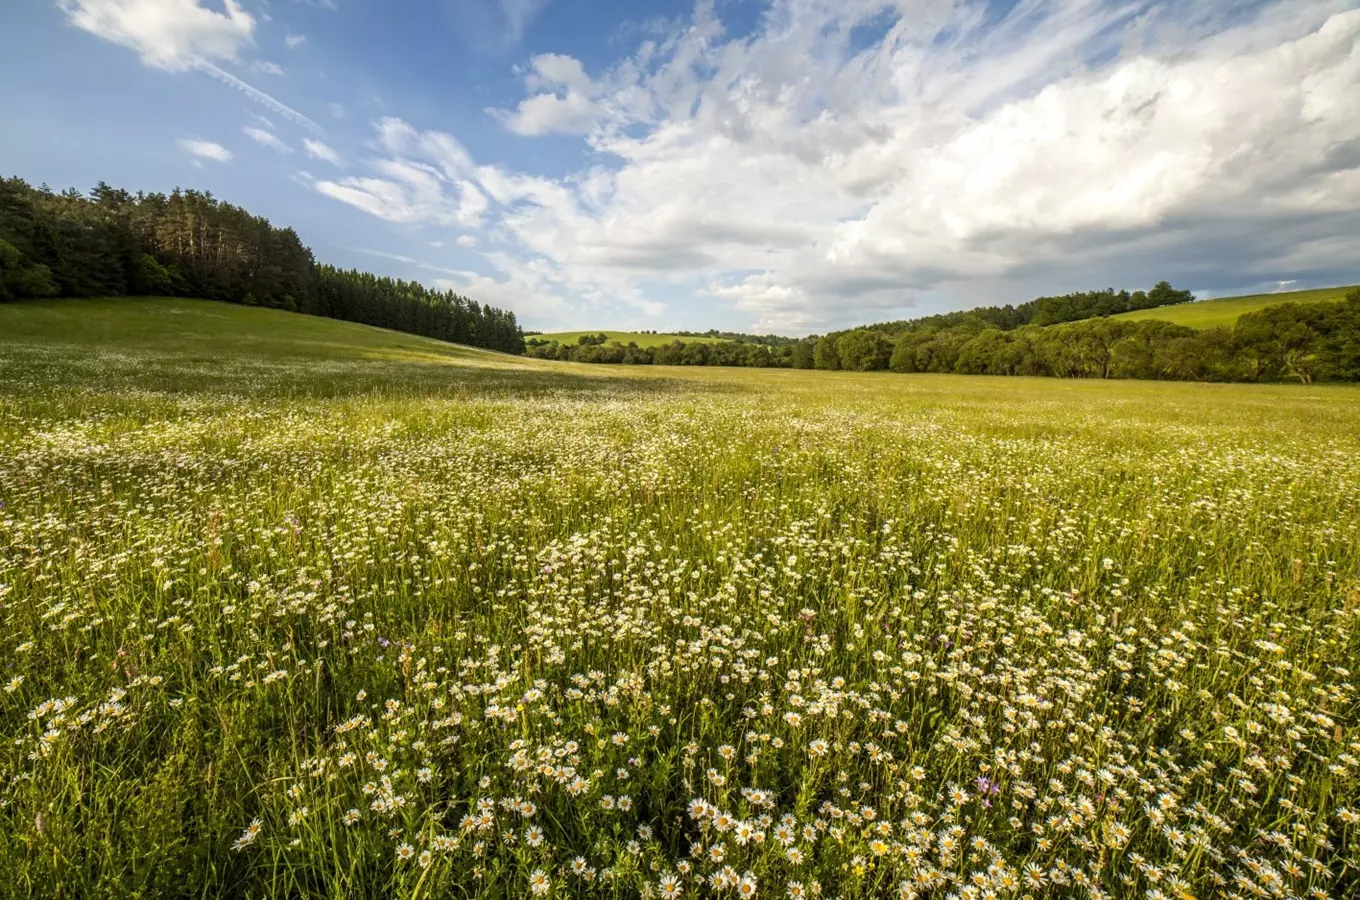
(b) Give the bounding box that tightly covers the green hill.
[1112,285,1357,328]
[534,330,732,348]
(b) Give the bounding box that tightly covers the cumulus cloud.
[304,139,344,166]
[324,0,1360,331]
[179,138,232,162]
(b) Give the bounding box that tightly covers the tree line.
[0,176,524,354]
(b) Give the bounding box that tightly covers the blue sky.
[3,0,1359,333]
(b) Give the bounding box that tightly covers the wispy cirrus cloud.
[312,118,489,227]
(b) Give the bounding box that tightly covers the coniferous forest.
[0,177,525,354]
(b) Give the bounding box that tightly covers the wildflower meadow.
[1,299,1357,899]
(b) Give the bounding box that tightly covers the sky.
[2,0,1358,334]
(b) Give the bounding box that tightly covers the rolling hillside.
[1112,285,1357,328]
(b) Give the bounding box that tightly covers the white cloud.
[495,53,604,135]
[242,125,291,153]
[284,33,307,49]
[58,0,255,70]
[327,102,347,119]
[314,163,487,228]
[497,89,600,137]
[319,1,1360,331]
[456,235,478,248]
[304,139,344,166]
[179,138,232,162]
[374,116,475,177]
[251,60,285,76]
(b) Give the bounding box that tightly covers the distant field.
[534,329,733,347]
[1113,284,1356,328]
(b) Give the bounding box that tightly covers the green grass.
[1,297,1358,898]
[534,329,733,347]
[1112,284,1357,328]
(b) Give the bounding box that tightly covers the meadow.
[1,298,1358,899]
[1111,286,1358,329]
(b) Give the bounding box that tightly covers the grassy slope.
[535,329,733,347]
[1111,284,1357,328]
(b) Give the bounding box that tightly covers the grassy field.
[1112,284,1357,328]
[1,297,1358,899]
[534,330,734,347]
